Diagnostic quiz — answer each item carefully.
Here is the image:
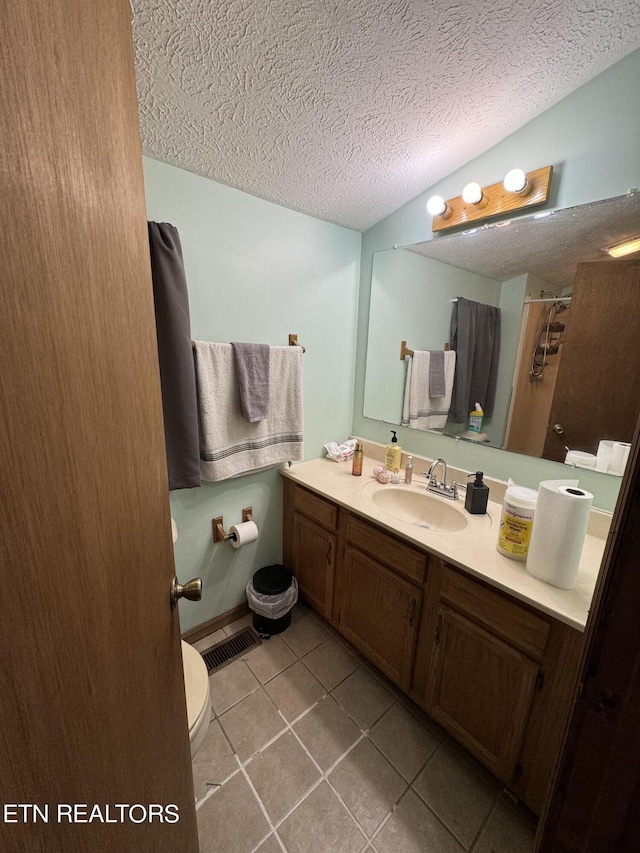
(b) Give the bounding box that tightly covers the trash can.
[246,564,298,636]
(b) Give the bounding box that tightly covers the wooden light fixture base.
[432,166,553,233]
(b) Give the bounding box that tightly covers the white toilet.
[181,640,211,757]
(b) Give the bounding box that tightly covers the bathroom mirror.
[363,192,640,475]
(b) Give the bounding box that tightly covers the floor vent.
[200,628,262,674]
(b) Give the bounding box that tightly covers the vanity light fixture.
[603,235,640,258]
[429,165,553,233]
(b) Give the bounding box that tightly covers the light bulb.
[427,195,447,216]
[504,168,531,195]
[462,182,483,205]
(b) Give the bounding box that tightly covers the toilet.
[181,640,211,757]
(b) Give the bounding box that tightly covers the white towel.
[195,342,303,481]
[402,350,456,430]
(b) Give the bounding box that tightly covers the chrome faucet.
[422,459,459,500]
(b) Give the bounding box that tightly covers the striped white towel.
[195,342,303,481]
[402,350,456,430]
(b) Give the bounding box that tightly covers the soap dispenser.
[465,471,489,514]
[385,431,402,471]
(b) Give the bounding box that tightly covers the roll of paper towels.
[609,442,631,476]
[595,441,614,473]
[229,520,259,548]
[526,480,593,589]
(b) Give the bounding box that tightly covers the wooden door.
[338,547,422,690]
[427,606,539,782]
[0,2,198,851]
[539,422,640,851]
[542,260,640,462]
[291,513,336,620]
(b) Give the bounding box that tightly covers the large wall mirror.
[364,192,640,478]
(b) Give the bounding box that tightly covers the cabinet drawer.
[440,567,550,660]
[346,514,428,583]
[293,486,338,530]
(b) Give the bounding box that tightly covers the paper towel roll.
[229,520,259,548]
[609,442,631,476]
[595,440,614,473]
[564,450,596,469]
[526,480,593,589]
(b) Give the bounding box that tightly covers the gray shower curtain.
[148,222,200,490]
[449,297,501,424]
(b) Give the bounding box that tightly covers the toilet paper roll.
[609,442,631,476]
[229,520,259,548]
[526,480,593,590]
[564,450,596,469]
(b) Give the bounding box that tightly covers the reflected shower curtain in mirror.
[449,297,500,423]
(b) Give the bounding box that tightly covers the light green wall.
[143,159,361,630]
[353,48,640,511]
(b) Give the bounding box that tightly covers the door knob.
[552,423,564,434]
[170,576,202,609]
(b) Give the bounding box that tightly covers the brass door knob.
[170,576,202,609]
[553,423,564,434]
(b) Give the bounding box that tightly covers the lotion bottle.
[351,441,363,476]
[385,431,402,471]
[404,455,413,484]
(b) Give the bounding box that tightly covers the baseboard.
[181,602,251,644]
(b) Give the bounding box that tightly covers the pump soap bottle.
[385,431,402,471]
[465,471,489,514]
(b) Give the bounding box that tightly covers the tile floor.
[191,604,537,853]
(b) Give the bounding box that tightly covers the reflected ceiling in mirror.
[363,192,640,477]
[407,192,640,287]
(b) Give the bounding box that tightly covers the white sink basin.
[371,486,469,532]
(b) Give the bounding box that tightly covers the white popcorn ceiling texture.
[132,0,640,232]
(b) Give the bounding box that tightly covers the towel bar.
[192,336,306,353]
[400,341,450,360]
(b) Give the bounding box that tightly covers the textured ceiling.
[132,1,640,232]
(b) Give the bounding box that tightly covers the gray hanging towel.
[148,222,200,490]
[449,297,501,423]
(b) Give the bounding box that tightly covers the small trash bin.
[246,564,298,636]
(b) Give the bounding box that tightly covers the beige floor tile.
[197,771,270,853]
[192,719,239,800]
[291,601,309,621]
[218,688,286,762]
[293,695,362,771]
[277,781,366,853]
[373,789,465,853]
[280,614,329,657]
[255,834,286,853]
[369,702,440,781]
[332,668,395,729]
[473,800,536,853]
[246,731,321,823]
[209,659,259,715]
[264,660,326,722]
[329,738,407,837]
[303,638,359,690]
[413,744,498,849]
[244,634,297,684]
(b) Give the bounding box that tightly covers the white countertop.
[281,455,610,632]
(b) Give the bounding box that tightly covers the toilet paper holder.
[213,507,253,543]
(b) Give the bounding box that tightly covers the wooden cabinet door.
[291,512,336,620]
[427,605,539,782]
[339,546,422,690]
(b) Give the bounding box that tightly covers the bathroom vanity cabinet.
[282,478,585,815]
